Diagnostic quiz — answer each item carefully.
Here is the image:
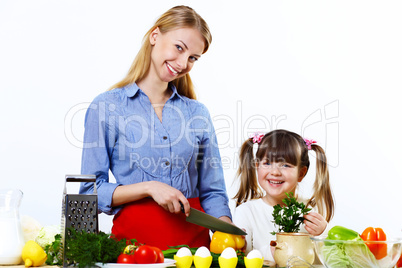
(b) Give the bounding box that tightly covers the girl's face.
[149,27,205,84]
[257,158,307,206]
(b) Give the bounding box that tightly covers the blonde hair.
[109,6,212,100]
[234,129,334,222]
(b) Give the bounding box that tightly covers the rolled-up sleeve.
[79,95,120,215]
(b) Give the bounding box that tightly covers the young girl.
[79,6,231,249]
[233,129,334,262]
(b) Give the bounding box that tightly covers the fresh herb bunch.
[65,229,135,267]
[44,228,136,267]
[44,234,63,265]
[271,192,311,235]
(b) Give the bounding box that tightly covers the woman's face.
[257,158,307,206]
[149,27,205,83]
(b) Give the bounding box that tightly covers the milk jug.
[0,189,25,265]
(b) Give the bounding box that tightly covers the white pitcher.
[0,189,25,265]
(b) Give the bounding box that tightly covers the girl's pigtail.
[234,138,263,207]
[308,144,334,222]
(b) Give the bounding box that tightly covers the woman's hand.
[303,212,327,236]
[112,181,190,216]
[147,181,190,216]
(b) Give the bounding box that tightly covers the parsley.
[271,192,311,235]
[65,229,135,267]
[44,229,135,267]
[44,234,63,265]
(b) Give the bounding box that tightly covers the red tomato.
[151,246,165,263]
[117,253,136,264]
[134,245,158,264]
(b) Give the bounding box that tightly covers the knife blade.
[181,204,247,235]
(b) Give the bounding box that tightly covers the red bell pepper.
[396,253,402,267]
[360,227,387,260]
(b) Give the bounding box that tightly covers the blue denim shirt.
[79,83,231,219]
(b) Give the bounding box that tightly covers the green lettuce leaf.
[321,242,379,268]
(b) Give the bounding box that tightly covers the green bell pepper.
[327,226,362,241]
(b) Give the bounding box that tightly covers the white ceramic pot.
[272,232,314,267]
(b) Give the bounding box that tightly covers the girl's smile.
[268,179,284,185]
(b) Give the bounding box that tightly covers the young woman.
[79,5,231,249]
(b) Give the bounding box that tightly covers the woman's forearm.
[111,181,153,207]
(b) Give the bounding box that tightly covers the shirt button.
[163,136,168,140]
[165,161,170,166]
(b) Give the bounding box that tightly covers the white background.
[1,1,401,237]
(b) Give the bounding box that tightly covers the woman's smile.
[166,62,179,76]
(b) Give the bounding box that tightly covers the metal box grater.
[61,174,98,267]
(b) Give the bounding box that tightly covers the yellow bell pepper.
[210,231,245,254]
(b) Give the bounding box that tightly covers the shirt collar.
[124,82,185,101]
[124,83,141,98]
[169,83,185,101]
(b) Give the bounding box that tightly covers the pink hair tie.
[251,132,265,144]
[304,138,317,150]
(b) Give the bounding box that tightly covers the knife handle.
[179,201,185,213]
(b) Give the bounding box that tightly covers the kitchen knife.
[181,204,247,235]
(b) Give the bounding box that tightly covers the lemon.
[21,240,47,267]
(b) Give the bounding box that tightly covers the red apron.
[112,198,210,250]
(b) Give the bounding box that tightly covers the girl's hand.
[303,212,327,236]
[218,216,232,224]
[269,241,276,262]
[217,218,248,253]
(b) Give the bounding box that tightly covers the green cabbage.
[321,241,379,268]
